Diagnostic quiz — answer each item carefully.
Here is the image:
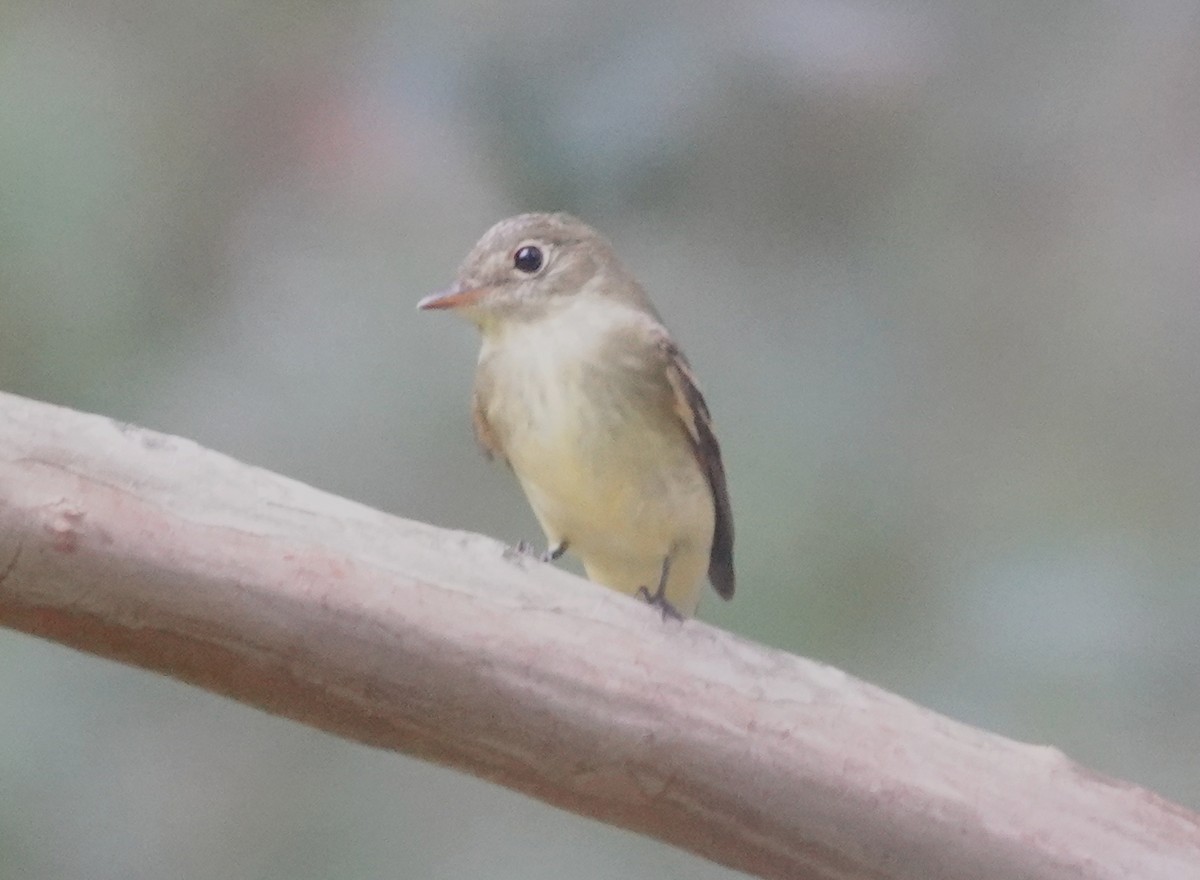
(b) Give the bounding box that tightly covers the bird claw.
[635,556,683,621]
[505,540,567,564]
[635,582,684,622]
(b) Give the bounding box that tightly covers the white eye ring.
[512,244,544,274]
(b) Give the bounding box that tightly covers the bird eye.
[513,245,544,274]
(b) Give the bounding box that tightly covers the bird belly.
[502,390,714,615]
[479,304,716,614]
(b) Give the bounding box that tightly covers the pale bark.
[0,390,1196,880]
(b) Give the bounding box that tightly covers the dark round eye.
[513,245,544,274]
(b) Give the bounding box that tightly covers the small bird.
[418,212,733,617]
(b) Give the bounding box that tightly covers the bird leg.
[635,556,683,622]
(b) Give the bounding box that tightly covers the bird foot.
[635,557,683,622]
[635,583,684,622]
[506,540,567,563]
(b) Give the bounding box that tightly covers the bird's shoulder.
[471,365,504,462]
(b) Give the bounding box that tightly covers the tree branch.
[0,390,1196,880]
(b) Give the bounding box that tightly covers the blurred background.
[2,1,1199,877]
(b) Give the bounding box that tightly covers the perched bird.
[418,212,733,617]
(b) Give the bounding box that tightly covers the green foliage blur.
[2,2,1198,878]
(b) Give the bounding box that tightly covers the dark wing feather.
[660,338,735,600]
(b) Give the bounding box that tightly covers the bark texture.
[1,391,1197,880]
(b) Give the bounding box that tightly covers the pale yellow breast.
[477,297,714,587]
